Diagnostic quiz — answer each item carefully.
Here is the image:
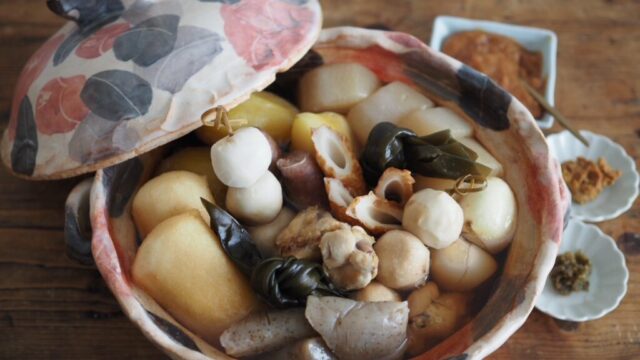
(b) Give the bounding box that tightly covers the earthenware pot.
[91,26,569,359]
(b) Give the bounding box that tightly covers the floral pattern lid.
[1,0,322,179]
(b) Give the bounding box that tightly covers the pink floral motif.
[8,34,65,140]
[35,75,90,135]
[76,23,131,59]
[221,0,315,70]
[525,158,569,244]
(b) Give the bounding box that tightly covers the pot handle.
[46,0,124,28]
[64,177,95,266]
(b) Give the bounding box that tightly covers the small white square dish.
[429,16,557,129]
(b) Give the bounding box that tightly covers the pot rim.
[90,26,570,360]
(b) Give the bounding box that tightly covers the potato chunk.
[156,147,227,205]
[457,137,503,176]
[132,212,259,344]
[406,283,471,355]
[132,171,214,237]
[353,282,401,302]
[197,91,298,145]
[290,112,355,155]
[430,238,498,291]
[347,81,434,144]
[298,63,381,114]
[396,107,473,138]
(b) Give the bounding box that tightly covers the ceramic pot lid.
[1,0,322,179]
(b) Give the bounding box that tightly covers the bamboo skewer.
[521,80,589,147]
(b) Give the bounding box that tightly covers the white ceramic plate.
[547,130,639,222]
[536,219,628,321]
[429,15,557,128]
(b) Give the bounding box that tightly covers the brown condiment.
[562,157,622,204]
[442,30,545,118]
[550,251,592,295]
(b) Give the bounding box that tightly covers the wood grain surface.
[1,0,639,359]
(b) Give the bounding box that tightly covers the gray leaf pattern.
[80,70,153,122]
[198,0,241,3]
[11,96,38,175]
[135,26,223,94]
[146,310,201,352]
[68,113,139,164]
[122,0,183,25]
[101,156,144,218]
[113,14,180,67]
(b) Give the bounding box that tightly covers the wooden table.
[1,0,638,358]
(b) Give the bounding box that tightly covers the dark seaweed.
[202,199,343,307]
[201,199,262,275]
[360,123,490,184]
[251,257,343,308]
[404,131,491,179]
[360,122,415,186]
